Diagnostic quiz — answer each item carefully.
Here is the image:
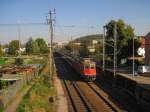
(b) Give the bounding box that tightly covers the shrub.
[15,58,24,66]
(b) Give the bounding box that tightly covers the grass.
[0,58,15,66]
[24,56,48,65]
[0,58,5,65]
[1,56,54,112]
[5,85,28,108]
[16,74,56,112]
[0,107,4,112]
[0,55,48,66]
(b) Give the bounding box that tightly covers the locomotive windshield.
[90,65,95,69]
[84,64,95,69]
[84,65,90,69]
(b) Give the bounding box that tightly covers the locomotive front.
[82,58,96,81]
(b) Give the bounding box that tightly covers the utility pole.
[70,36,73,55]
[114,23,117,77]
[48,9,56,87]
[71,36,75,56]
[133,36,135,78]
[17,21,21,56]
[102,26,105,71]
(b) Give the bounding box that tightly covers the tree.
[32,40,40,54]
[25,38,40,55]
[8,40,19,55]
[0,44,2,56]
[121,38,141,58]
[65,45,72,51]
[35,38,49,54]
[25,38,33,54]
[79,44,89,57]
[95,41,103,53]
[105,19,137,64]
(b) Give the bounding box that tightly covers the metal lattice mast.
[102,26,106,71]
[48,9,56,87]
[114,23,117,77]
[133,36,135,78]
[17,21,21,56]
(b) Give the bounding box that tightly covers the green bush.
[16,105,25,112]
[0,58,5,65]
[0,107,4,112]
[15,58,24,66]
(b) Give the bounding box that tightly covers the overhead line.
[0,23,99,28]
[0,23,46,26]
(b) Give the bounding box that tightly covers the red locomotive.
[70,57,96,81]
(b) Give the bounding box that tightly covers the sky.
[0,0,150,44]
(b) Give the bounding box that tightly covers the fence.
[0,70,39,108]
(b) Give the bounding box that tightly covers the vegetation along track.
[54,53,123,112]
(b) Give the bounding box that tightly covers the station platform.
[106,68,150,90]
[118,72,150,90]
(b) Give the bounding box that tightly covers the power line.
[17,22,21,56]
[0,23,46,26]
[0,23,99,29]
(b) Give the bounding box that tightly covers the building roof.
[145,32,150,38]
[145,32,150,45]
[0,74,23,81]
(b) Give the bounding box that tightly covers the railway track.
[63,79,96,112]
[63,78,121,112]
[54,53,123,112]
[76,81,122,112]
[55,56,95,112]
[61,59,96,112]
[86,82,122,112]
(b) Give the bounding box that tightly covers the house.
[87,46,95,53]
[55,42,68,48]
[2,48,9,53]
[20,48,26,52]
[92,40,98,45]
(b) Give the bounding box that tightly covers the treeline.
[64,19,141,65]
[25,38,49,55]
[64,34,103,57]
[105,19,141,64]
[0,37,49,56]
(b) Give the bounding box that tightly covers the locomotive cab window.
[84,65,90,69]
[91,66,95,69]
[90,64,95,69]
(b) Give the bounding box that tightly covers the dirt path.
[4,62,49,112]
[41,61,50,74]
[5,86,31,112]
[5,59,68,112]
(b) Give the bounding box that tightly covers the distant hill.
[73,34,103,43]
